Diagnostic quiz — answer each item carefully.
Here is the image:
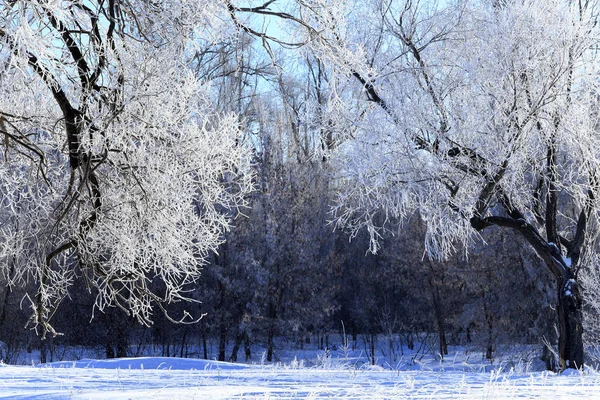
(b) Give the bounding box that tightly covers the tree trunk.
[230,332,243,362]
[217,280,227,362]
[116,322,128,358]
[557,275,584,370]
[542,342,557,372]
[430,282,448,358]
[105,342,115,359]
[116,342,128,358]
[267,326,275,362]
[40,340,47,364]
[470,214,588,370]
[439,321,448,358]
[244,331,252,361]
[267,299,277,362]
[180,329,188,358]
[482,290,495,361]
[218,322,227,362]
[427,260,448,359]
[370,333,376,365]
[202,332,208,360]
[0,261,15,330]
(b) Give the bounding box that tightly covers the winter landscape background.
[4,0,600,397]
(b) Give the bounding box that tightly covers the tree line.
[2,0,600,371]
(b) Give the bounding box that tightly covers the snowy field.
[3,349,600,399]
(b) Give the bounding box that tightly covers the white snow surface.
[2,355,600,399]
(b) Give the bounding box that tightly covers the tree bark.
[431,286,448,358]
[471,215,585,370]
[244,331,252,361]
[484,294,494,361]
[218,319,227,362]
[428,275,448,358]
[202,332,208,360]
[267,301,276,362]
[230,332,242,362]
[217,280,227,362]
[370,333,376,365]
[557,273,584,370]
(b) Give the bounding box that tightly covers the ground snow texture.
[1,356,600,399]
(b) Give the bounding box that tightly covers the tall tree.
[0,1,253,336]
[328,0,600,370]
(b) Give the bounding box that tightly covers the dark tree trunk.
[116,342,128,358]
[105,342,114,359]
[438,318,448,358]
[244,331,252,361]
[40,340,47,364]
[230,329,251,362]
[267,298,278,362]
[217,280,227,362]
[557,273,584,370]
[267,327,275,362]
[471,214,587,370]
[482,288,495,361]
[428,272,448,359]
[433,298,448,358]
[230,332,242,362]
[0,261,15,330]
[370,333,376,365]
[180,329,188,358]
[116,322,128,358]
[407,332,415,350]
[542,342,557,371]
[218,322,227,362]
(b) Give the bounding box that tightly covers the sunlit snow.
[2,352,600,399]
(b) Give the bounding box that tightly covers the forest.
[1,0,600,373]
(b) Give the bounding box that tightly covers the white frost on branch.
[329,0,600,259]
[0,0,254,331]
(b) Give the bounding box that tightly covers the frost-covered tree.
[328,0,600,370]
[0,1,253,336]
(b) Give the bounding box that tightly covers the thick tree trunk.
[557,275,584,370]
[470,214,587,370]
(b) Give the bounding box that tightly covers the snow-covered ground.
[3,349,600,399]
